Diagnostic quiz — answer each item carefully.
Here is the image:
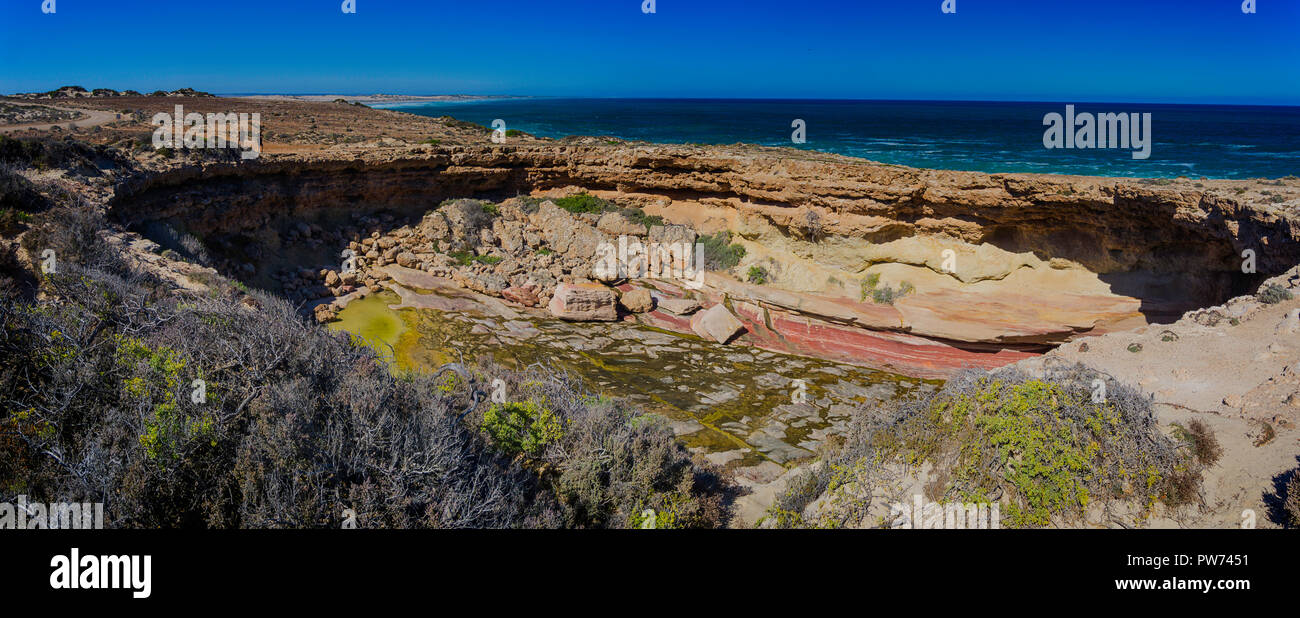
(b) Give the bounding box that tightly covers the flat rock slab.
[658,297,702,315]
[379,272,522,320]
[548,282,618,321]
[690,303,746,343]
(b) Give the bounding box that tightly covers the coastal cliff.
[105,139,1300,377]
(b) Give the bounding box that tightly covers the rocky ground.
[0,101,83,125]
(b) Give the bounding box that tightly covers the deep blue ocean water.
[379,98,1300,179]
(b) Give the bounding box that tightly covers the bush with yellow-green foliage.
[481,399,563,457]
[766,364,1198,528]
[469,370,735,529]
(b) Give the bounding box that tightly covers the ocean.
[378,98,1300,179]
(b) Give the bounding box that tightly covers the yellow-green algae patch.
[326,290,423,372]
[329,286,936,469]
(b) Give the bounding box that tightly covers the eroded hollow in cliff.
[107,159,1295,355]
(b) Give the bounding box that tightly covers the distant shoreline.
[232,94,522,107]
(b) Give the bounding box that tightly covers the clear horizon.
[2,0,1298,105]
[225,94,1300,108]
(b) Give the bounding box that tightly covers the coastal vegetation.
[0,181,733,528]
[547,193,664,226]
[764,364,1206,528]
[697,231,746,271]
[1257,283,1293,305]
[860,273,913,305]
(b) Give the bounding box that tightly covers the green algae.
[329,286,936,470]
[325,290,423,371]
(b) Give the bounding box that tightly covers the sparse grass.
[1253,421,1276,447]
[1286,472,1300,527]
[860,273,912,305]
[448,250,502,266]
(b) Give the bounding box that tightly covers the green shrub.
[481,399,563,457]
[765,365,1196,528]
[746,265,768,285]
[860,274,912,305]
[861,273,880,293]
[697,232,746,271]
[1257,283,1293,305]
[619,207,664,228]
[552,193,613,215]
[0,208,33,235]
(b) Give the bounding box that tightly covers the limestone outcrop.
[104,139,1300,377]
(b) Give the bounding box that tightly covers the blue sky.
[1,0,1297,104]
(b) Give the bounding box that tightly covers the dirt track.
[0,100,125,134]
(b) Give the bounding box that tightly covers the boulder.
[493,219,526,254]
[597,212,648,237]
[441,199,494,247]
[649,224,697,248]
[417,210,451,241]
[502,284,540,307]
[534,201,606,259]
[658,298,702,315]
[619,288,654,313]
[548,282,618,321]
[690,303,746,344]
[396,251,419,268]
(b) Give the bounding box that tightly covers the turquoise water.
[382,98,1300,179]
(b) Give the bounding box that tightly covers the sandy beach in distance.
[237,93,519,107]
